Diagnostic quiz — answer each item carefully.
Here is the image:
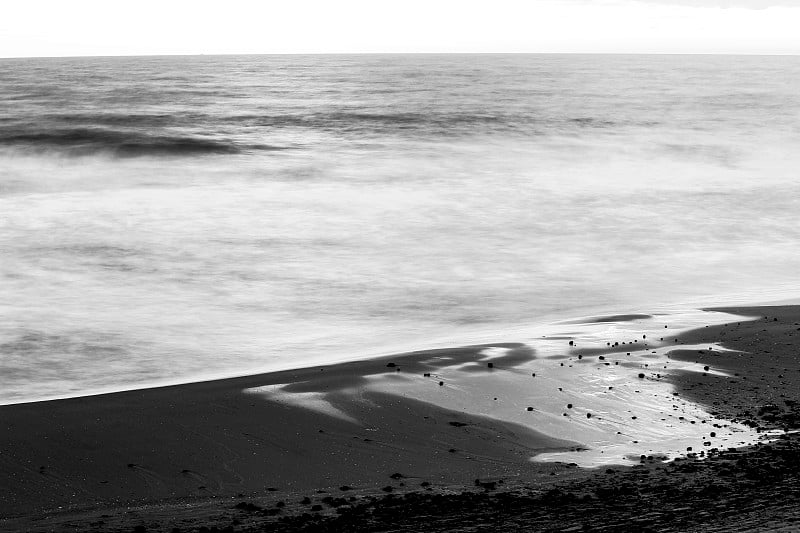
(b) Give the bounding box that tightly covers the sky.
[1,0,800,57]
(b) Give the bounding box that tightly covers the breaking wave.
[0,127,287,157]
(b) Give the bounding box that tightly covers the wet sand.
[0,344,579,527]
[2,305,799,532]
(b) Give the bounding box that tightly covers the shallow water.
[251,310,765,467]
[2,55,800,405]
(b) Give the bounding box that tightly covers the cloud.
[638,0,800,8]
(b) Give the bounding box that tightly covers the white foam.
[244,383,360,425]
[355,310,764,467]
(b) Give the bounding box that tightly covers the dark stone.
[235,501,261,512]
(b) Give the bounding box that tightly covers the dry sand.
[1,305,799,532]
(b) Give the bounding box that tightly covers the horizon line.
[3,51,800,60]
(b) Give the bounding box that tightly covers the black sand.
[2,306,800,532]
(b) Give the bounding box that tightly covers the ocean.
[2,54,799,405]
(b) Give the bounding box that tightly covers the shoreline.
[0,342,581,519]
[2,305,799,531]
[3,297,779,408]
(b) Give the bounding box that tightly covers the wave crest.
[0,127,283,157]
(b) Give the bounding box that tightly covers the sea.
[2,54,800,405]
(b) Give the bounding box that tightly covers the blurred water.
[2,54,800,405]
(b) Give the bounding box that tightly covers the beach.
[3,53,800,532]
[2,304,799,532]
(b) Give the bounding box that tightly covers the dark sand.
[0,344,579,531]
[2,306,800,532]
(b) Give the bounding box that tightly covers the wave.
[0,111,639,159]
[29,111,630,132]
[222,111,634,138]
[242,111,517,129]
[0,127,286,157]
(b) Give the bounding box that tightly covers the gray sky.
[1,0,799,57]
[643,0,799,7]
